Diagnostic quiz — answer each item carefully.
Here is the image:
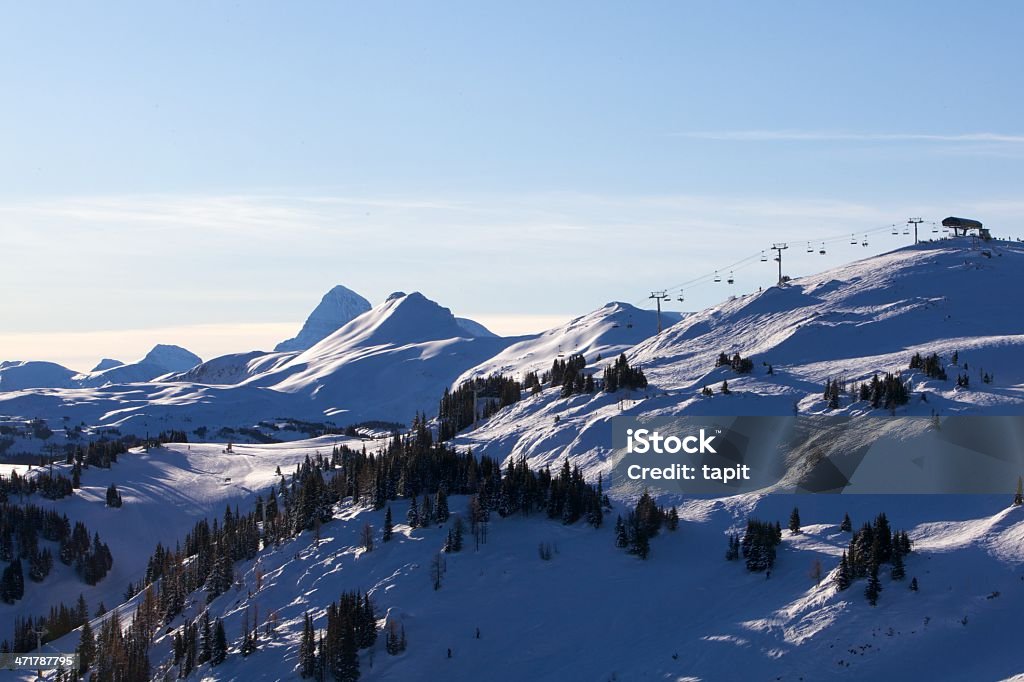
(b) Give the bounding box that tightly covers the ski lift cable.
[636,221,922,306]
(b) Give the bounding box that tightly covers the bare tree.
[431,552,445,590]
[361,523,374,552]
[810,559,823,586]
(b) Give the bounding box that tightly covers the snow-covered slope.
[241,292,520,422]
[0,437,367,650]
[22,435,1024,682]
[0,360,77,391]
[454,301,681,386]
[633,240,1024,414]
[167,350,298,386]
[275,285,372,352]
[74,344,202,387]
[454,317,497,338]
[455,240,1024,477]
[198,493,1020,681]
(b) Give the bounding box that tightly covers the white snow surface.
[12,437,1024,682]
[455,240,1024,479]
[0,361,77,391]
[454,301,682,385]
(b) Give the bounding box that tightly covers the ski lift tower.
[649,291,669,333]
[771,243,788,285]
[908,217,924,245]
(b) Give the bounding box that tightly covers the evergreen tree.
[890,546,906,581]
[725,533,740,561]
[198,610,212,664]
[382,506,393,542]
[789,507,801,535]
[631,522,650,559]
[449,517,464,552]
[299,612,316,677]
[434,488,450,523]
[666,506,679,531]
[1014,476,1023,507]
[834,551,851,591]
[614,516,628,549]
[336,621,359,682]
[865,561,882,606]
[740,519,781,572]
[211,618,227,665]
[0,558,24,603]
[105,483,123,508]
[77,617,96,675]
[840,512,852,532]
[407,497,420,529]
[910,576,919,592]
[421,494,434,526]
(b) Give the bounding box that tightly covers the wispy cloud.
[671,130,1024,143]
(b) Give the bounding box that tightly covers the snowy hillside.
[0,361,77,391]
[454,318,497,338]
[0,437,366,648]
[454,301,681,386]
[454,240,1024,477]
[167,351,298,386]
[633,240,1024,415]
[238,292,519,422]
[13,435,1023,682]
[275,285,373,352]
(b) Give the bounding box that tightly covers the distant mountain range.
[2,240,1021,447]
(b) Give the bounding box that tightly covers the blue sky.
[3,2,1023,369]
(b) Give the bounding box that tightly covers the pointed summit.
[276,285,372,352]
[91,358,124,372]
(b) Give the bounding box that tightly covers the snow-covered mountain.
[454,301,681,386]
[238,291,519,422]
[0,346,201,392]
[74,344,202,387]
[0,360,77,391]
[274,285,372,352]
[454,240,1024,477]
[0,293,521,430]
[91,358,124,372]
